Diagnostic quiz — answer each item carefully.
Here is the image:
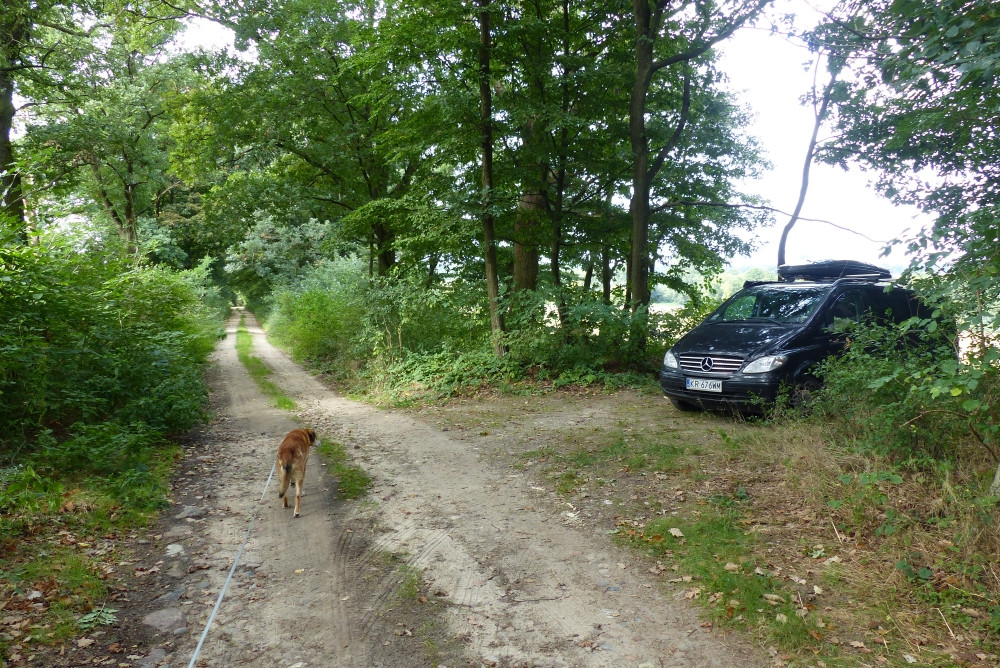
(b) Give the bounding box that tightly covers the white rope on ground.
[187,461,276,668]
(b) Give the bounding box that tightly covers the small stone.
[142,608,187,633]
[174,506,207,519]
[154,590,184,604]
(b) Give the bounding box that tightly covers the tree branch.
[647,67,691,181]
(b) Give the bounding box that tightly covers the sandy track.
[157,308,767,667]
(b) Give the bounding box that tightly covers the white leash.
[186,461,276,668]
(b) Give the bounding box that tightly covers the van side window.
[829,291,867,331]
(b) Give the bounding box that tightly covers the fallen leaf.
[763,594,785,605]
[294,569,305,574]
[668,528,684,538]
[724,562,740,572]
[775,613,788,624]
[77,638,95,648]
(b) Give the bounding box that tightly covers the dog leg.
[277,461,291,508]
[293,470,305,517]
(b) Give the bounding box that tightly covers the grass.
[0,445,177,662]
[316,439,372,499]
[423,388,1000,667]
[235,315,297,410]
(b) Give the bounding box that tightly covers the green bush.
[265,258,491,377]
[0,229,223,461]
[260,257,713,398]
[264,258,371,374]
[814,319,970,466]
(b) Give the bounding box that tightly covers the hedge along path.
[238,308,769,667]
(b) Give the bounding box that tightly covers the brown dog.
[275,428,316,518]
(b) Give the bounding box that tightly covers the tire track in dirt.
[240,310,770,667]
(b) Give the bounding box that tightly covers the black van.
[659,260,929,413]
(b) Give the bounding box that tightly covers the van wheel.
[670,398,702,412]
[791,375,822,409]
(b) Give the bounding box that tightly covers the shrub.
[814,319,979,467]
[0,229,222,459]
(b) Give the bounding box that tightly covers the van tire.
[791,375,822,409]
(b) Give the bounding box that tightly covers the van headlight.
[742,355,787,374]
[663,350,679,369]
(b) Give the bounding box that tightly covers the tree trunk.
[513,189,542,291]
[478,0,505,356]
[628,0,655,313]
[601,246,612,304]
[778,67,838,269]
[0,48,25,238]
[373,221,396,276]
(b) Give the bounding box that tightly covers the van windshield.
[707,285,830,324]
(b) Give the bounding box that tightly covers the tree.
[177,0,433,278]
[0,0,103,237]
[627,0,770,311]
[25,37,190,250]
[812,0,1000,493]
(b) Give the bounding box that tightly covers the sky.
[718,4,929,272]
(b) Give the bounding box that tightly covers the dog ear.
[307,429,316,442]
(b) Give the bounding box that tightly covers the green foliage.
[224,215,341,306]
[827,470,906,537]
[0,465,65,515]
[0,233,220,448]
[814,319,971,466]
[77,606,118,630]
[813,1,1000,499]
[261,255,722,401]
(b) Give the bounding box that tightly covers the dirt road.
[126,308,769,667]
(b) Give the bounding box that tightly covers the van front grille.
[678,354,744,375]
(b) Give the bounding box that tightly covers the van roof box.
[777,260,892,282]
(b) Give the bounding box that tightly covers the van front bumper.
[659,367,788,412]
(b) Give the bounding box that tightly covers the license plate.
[686,377,722,393]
